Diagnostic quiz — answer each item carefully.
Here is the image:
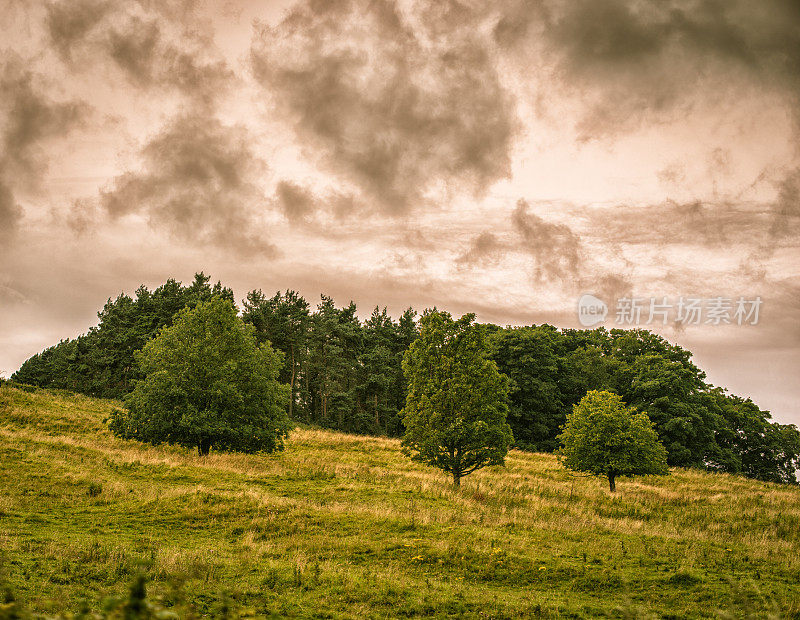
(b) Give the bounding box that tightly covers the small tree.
[110,297,291,455]
[401,310,513,487]
[558,390,668,491]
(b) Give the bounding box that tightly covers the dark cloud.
[512,200,634,302]
[456,231,508,267]
[44,0,113,61]
[512,199,581,282]
[0,57,86,244]
[0,182,21,244]
[273,180,363,227]
[457,200,633,300]
[107,14,231,107]
[44,0,232,108]
[0,59,86,182]
[106,15,161,85]
[98,113,275,257]
[275,180,315,224]
[495,0,800,139]
[589,272,633,307]
[770,168,800,242]
[251,0,517,214]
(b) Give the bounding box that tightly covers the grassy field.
[1,384,799,618]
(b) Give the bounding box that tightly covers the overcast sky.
[1,0,798,425]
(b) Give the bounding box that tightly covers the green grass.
[1,384,799,618]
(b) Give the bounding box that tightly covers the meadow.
[1,384,799,618]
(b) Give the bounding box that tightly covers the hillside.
[1,385,799,618]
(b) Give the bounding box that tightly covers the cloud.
[0,57,86,244]
[107,15,232,107]
[456,231,508,267]
[251,0,517,214]
[0,59,86,182]
[44,0,232,108]
[512,199,581,282]
[98,112,276,257]
[0,182,20,244]
[495,0,800,139]
[44,0,113,61]
[586,199,772,249]
[455,199,633,301]
[273,179,363,227]
[770,167,800,241]
[275,180,315,225]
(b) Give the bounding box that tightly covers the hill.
[1,384,799,618]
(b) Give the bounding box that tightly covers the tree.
[12,272,233,399]
[242,289,310,420]
[109,297,291,456]
[490,325,565,451]
[401,310,513,487]
[306,296,362,430]
[710,390,800,484]
[558,390,668,491]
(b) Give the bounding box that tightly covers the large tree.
[401,310,513,487]
[558,390,668,491]
[109,297,290,455]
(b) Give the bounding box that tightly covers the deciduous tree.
[109,297,290,455]
[558,390,668,491]
[401,310,513,487]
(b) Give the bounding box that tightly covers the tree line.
[12,273,800,484]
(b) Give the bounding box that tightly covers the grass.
[0,384,799,618]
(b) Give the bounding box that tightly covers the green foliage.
[242,294,417,437]
[711,389,800,484]
[401,310,513,486]
[558,390,669,491]
[490,325,564,452]
[491,326,800,485]
[12,273,233,399]
[12,273,800,485]
[109,297,290,455]
[242,289,310,421]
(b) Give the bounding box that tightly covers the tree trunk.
[452,447,462,488]
[608,471,616,492]
[198,439,211,457]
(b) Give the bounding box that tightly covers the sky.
[0,0,798,425]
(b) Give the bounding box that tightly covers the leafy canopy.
[558,390,668,491]
[109,297,291,455]
[401,310,513,486]
[12,272,233,398]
